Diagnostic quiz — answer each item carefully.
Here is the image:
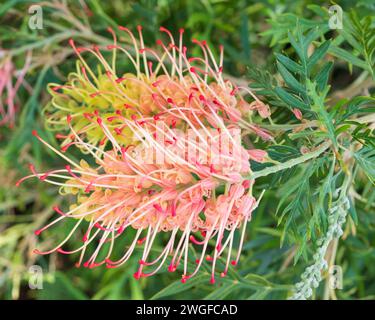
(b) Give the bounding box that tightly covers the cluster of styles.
[18,26,273,284]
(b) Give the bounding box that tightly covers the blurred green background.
[0,0,374,300]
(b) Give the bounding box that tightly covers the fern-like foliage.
[330,10,375,78]
[354,146,375,185]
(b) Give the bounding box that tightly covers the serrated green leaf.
[288,31,305,65]
[275,53,303,74]
[306,80,337,146]
[307,40,331,69]
[303,27,323,49]
[275,87,310,110]
[354,147,375,184]
[329,45,369,71]
[203,283,237,300]
[277,61,306,94]
[314,61,333,92]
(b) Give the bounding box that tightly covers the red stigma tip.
[34,230,42,236]
[31,130,37,136]
[242,180,251,189]
[55,133,65,139]
[230,260,237,266]
[171,204,177,217]
[61,144,69,152]
[117,225,125,234]
[210,277,216,285]
[53,206,65,216]
[137,237,146,245]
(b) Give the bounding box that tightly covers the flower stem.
[245,140,331,180]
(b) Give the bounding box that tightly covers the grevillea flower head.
[20,27,271,284]
[0,50,31,128]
